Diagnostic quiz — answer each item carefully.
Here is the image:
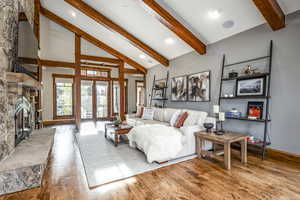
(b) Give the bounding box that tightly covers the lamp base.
[214,130,225,135]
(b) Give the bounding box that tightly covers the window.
[54,79,74,118]
[81,69,108,78]
[136,81,145,108]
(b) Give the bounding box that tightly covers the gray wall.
[147,11,300,155]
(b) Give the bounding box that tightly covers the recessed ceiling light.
[208,10,220,19]
[164,37,175,45]
[139,54,146,59]
[71,11,76,18]
[222,20,235,29]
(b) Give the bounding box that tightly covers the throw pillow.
[175,112,189,128]
[136,107,144,118]
[169,110,181,127]
[142,108,155,120]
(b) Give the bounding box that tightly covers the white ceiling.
[41,0,300,69]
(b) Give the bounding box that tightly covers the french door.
[95,81,109,119]
[81,80,109,120]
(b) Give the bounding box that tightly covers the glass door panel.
[112,81,128,115]
[113,82,120,114]
[96,81,108,118]
[81,80,93,119]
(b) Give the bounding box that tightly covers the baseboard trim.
[43,119,75,126]
[267,148,300,163]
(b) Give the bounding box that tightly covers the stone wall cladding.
[0,0,19,163]
[0,164,45,195]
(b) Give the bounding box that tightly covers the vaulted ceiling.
[41,0,300,69]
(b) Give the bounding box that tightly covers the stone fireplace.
[14,96,33,146]
[0,0,38,163]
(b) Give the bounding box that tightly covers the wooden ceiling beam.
[65,0,169,67]
[252,0,285,31]
[80,62,119,68]
[138,0,206,55]
[80,54,121,64]
[40,7,147,73]
[124,69,144,75]
[40,59,76,68]
[81,66,111,72]
[18,57,38,65]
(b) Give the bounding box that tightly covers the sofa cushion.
[142,108,155,120]
[170,110,181,127]
[175,112,189,128]
[183,110,208,126]
[163,108,180,123]
[153,108,164,121]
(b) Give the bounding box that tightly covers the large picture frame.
[236,76,266,97]
[187,71,210,102]
[171,75,187,101]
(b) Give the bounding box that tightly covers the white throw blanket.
[127,124,183,163]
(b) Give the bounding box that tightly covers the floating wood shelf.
[6,72,42,89]
[152,98,168,101]
[153,86,168,90]
[226,117,271,123]
[220,96,270,99]
[222,73,270,81]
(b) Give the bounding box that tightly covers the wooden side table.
[195,131,249,170]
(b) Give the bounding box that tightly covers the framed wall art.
[171,75,187,101]
[236,76,266,97]
[187,71,210,102]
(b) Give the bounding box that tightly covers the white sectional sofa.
[126,107,215,161]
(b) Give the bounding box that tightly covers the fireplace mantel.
[6,72,42,90]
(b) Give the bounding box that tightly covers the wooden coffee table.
[105,123,133,147]
[195,131,249,170]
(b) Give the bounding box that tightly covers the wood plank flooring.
[1,122,299,200]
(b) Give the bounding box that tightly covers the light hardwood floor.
[1,122,299,200]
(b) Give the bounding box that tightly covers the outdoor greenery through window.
[56,82,73,117]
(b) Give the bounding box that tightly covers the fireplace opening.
[15,97,33,146]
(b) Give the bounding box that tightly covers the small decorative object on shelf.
[155,81,166,89]
[225,108,242,118]
[222,93,234,98]
[244,65,257,75]
[247,101,264,119]
[247,136,263,145]
[228,70,238,78]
